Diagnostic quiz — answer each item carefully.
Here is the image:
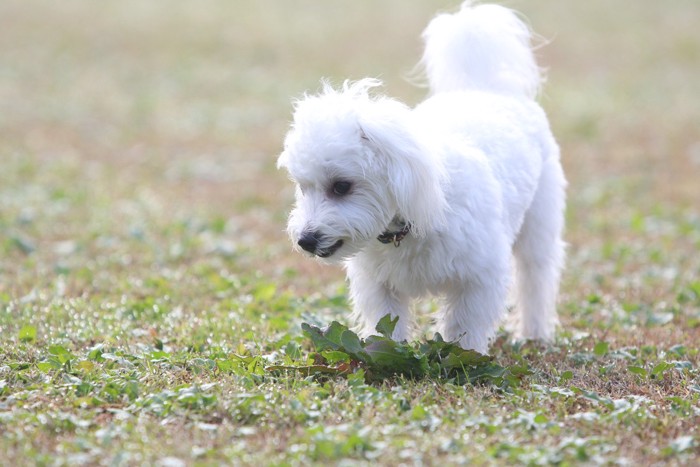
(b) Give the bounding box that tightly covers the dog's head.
[277,79,446,263]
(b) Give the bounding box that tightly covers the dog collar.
[377,221,411,247]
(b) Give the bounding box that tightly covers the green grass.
[1,0,699,464]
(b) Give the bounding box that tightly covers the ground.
[1,0,699,465]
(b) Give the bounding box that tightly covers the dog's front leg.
[347,266,412,341]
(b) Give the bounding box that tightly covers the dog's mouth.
[316,240,344,258]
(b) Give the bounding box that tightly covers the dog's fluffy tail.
[421,1,542,99]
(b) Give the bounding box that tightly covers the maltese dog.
[278,2,566,353]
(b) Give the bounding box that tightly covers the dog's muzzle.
[297,231,343,258]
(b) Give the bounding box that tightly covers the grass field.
[1,0,699,464]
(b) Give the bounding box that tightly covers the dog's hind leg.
[439,272,510,354]
[437,238,511,354]
[512,156,566,341]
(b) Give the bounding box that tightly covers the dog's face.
[279,120,397,263]
[278,80,447,263]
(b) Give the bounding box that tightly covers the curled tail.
[421,2,542,99]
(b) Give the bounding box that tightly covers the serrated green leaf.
[365,339,428,381]
[322,321,347,344]
[301,322,342,352]
[364,339,412,365]
[340,329,366,359]
[299,320,528,387]
[375,314,399,338]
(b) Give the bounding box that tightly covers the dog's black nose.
[298,231,321,253]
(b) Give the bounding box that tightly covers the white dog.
[278,2,566,353]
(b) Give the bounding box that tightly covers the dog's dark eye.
[331,181,352,196]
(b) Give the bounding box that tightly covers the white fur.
[278,2,566,353]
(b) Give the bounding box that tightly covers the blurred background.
[2,3,699,463]
[1,0,699,309]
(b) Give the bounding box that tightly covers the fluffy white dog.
[278,2,566,353]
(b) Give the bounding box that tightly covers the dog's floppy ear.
[358,100,447,237]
